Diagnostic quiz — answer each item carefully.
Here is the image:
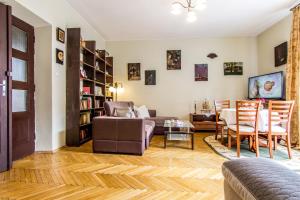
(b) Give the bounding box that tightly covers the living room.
[1,0,300,199]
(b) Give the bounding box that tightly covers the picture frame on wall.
[56,27,65,43]
[128,63,141,80]
[274,41,288,67]
[167,50,181,70]
[195,64,208,81]
[145,70,156,85]
[56,48,64,65]
[224,62,243,75]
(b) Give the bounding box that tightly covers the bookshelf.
[66,28,113,146]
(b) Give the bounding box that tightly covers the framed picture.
[56,27,65,43]
[128,63,141,80]
[224,62,243,75]
[275,42,288,67]
[56,48,64,65]
[195,64,208,81]
[145,70,156,85]
[167,50,181,70]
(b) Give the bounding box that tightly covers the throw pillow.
[114,107,136,118]
[136,105,150,118]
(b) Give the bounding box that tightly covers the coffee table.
[163,120,195,149]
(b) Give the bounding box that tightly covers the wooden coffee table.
[163,120,195,150]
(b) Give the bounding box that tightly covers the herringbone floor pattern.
[0,133,226,200]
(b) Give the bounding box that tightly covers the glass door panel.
[12,26,27,52]
[12,57,27,82]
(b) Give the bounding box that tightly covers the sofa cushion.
[222,158,300,200]
[104,101,134,116]
[135,105,150,118]
[146,116,178,127]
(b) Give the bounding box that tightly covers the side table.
[190,112,216,131]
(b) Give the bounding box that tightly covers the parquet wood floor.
[0,133,227,200]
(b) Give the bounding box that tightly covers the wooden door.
[12,16,35,160]
[0,3,12,172]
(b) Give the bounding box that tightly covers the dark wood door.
[0,3,12,172]
[12,16,35,160]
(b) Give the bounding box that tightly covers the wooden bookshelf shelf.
[81,61,95,69]
[67,28,114,147]
[81,46,94,55]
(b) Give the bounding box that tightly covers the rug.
[204,135,300,173]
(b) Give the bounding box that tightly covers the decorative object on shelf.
[224,62,243,75]
[80,37,86,48]
[171,0,207,23]
[80,68,87,78]
[167,50,181,70]
[56,48,64,65]
[202,99,210,110]
[56,27,65,43]
[207,53,218,59]
[95,86,103,96]
[195,64,208,81]
[109,82,124,101]
[82,87,91,95]
[194,101,197,114]
[145,70,156,85]
[128,63,141,80]
[275,41,288,67]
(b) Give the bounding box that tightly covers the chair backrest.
[268,100,295,132]
[236,100,261,133]
[214,100,230,122]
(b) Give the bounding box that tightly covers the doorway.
[11,16,35,161]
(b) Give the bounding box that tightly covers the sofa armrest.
[93,117,145,141]
[148,109,156,117]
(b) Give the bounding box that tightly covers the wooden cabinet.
[190,113,216,131]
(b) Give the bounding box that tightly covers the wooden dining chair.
[214,100,230,142]
[228,100,261,157]
[261,100,295,159]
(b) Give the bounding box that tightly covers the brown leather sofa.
[93,101,177,155]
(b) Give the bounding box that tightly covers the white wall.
[34,26,53,151]
[257,15,292,75]
[107,38,258,119]
[10,0,106,150]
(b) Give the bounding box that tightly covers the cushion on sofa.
[146,116,178,127]
[135,105,150,118]
[222,158,300,200]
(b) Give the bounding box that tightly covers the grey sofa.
[222,158,300,200]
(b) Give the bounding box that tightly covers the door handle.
[0,80,6,96]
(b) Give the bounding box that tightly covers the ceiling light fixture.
[171,0,207,23]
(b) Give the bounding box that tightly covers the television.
[248,71,284,100]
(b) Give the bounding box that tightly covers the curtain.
[286,6,300,147]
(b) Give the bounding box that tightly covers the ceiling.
[66,0,299,41]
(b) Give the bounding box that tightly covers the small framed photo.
[128,63,141,80]
[275,42,288,67]
[145,70,156,85]
[56,27,65,43]
[56,48,64,65]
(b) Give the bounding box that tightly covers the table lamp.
[109,82,124,101]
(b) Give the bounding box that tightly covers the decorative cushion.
[228,125,255,133]
[135,105,150,118]
[114,108,135,118]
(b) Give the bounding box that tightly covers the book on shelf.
[80,112,91,125]
[80,97,92,110]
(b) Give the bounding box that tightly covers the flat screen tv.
[248,71,284,100]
